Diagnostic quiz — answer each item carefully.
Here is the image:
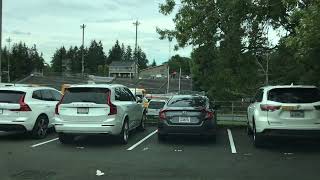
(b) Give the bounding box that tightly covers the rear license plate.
[290,111,304,118]
[77,108,89,114]
[179,117,191,123]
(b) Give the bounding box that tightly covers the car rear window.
[168,96,207,108]
[61,88,110,104]
[268,88,320,103]
[0,90,25,103]
[148,101,166,109]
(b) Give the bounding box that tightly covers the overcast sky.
[2,0,192,65]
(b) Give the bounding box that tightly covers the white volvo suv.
[54,84,145,144]
[247,85,320,147]
[0,85,62,139]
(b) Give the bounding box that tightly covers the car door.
[40,89,57,126]
[124,87,143,127]
[248,89,264,126]
[115,88,135,130]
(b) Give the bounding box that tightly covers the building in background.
[109,61,136,78]
[139,64,168,79]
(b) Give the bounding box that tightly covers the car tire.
[31,115,49,139]
[58,133,74,144]
[137,113,146,131]
[158,133,166,141]
[119,120,129,144]
[247,122,253,135]
[253,124,264,148]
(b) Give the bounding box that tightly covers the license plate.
[290,111,304,118]
[179,117,191,123]
[77,108,89,114]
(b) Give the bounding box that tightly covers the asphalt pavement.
[1,125,320,180]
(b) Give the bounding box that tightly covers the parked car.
[54,84,145,144]
[157,95,217,141]
[247,85,320,147]
[0,85,62,139]
[146,99,167,119]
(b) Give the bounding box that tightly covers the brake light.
[205,110,214,119]
[315,105,320,110]
[55,94,65,115]
[260,104,281,112]
[107,91,117,115]
[159,110,166,120]
[11,94,31,111]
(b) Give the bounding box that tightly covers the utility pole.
[179,67,181,93]
[167,65,170,94]
[80,24,86,76]
[133,20,140,96]
[6,37,11,82]
[0,0,2,83]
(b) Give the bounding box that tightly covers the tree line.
[50,40,149,75]
[1,43,45,82]
[158,0,320,100]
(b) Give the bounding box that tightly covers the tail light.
[315,105,320,110]
[107,91,117,115]
[260,104,281,112]
[159,110,166,120]
[55,94,65,115]
[204,110,214,119]
[11,94,31,112]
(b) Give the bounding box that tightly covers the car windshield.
[61,88,109,104]
[0,90,24,103]
[148,101,166,109]
[168,97,207,108]
[268,88,320,103]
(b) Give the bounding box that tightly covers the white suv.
[54,84,145,144]
[247,85,320,147]
[0,85,62,139]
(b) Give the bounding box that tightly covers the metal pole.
[6,37,11,82]
[0,0,2,83]
[167,65,170,94]
[80,24,86,76]
[179,67,181,93]
[133,20,140,96]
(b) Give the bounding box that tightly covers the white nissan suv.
[54,84,146,144]
[247,85,320,147]
[0,85,62,139]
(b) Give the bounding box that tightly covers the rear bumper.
[0,117,34,131]
[0,124,27,132]
[261,129,320,138]
[158,120,217,136]
[54,117,122,135]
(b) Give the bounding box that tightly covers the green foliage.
[151,59,157,67]
[167,55,191,75]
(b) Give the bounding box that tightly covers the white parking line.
[30,138,59,148]
[127,129,158,151]
[227,129,237,154]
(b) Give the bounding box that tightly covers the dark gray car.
[157,95,217,141]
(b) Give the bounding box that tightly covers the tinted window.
[32,90,42,100]
[268,88,320,103]
[148,101,166,109]
[115,88,132,101]
[61,88,109,104]
[0,91,25,103]
[41,90,55,101]
[168,96,207,108]
[50,90,62,101]
[124,88,136,101]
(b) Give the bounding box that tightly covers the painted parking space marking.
[30,138,59,148]
[127,129,158,151]
[227,129,237,154]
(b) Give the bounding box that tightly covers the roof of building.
[140,64,168,72]
[109,61,135,67]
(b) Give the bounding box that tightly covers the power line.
[80,24,86,76]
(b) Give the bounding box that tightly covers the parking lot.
[0,125,319,180]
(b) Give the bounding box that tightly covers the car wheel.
[253,124,264,148]
[58,133,74,144]
[137,114,146,131]
[31,115,49,139]
[158,133,166,141]
[247,122,253,135]
[119,120,129,144]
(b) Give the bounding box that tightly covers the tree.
[86,40,107,74]
[151,59,157,67]
[51,46,67,73]
[134,46,149,71]
[124,45,133,61]
[168,55,190,75]
[107,40,122,64]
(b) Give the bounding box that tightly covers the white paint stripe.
[227,129,237,154]
[127,129,158,151]
[31,138,59,148]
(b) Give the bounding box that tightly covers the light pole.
[6,37,11,82]
[133,20,140,96]
[80,24,86,76]
[0,0,2,83]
